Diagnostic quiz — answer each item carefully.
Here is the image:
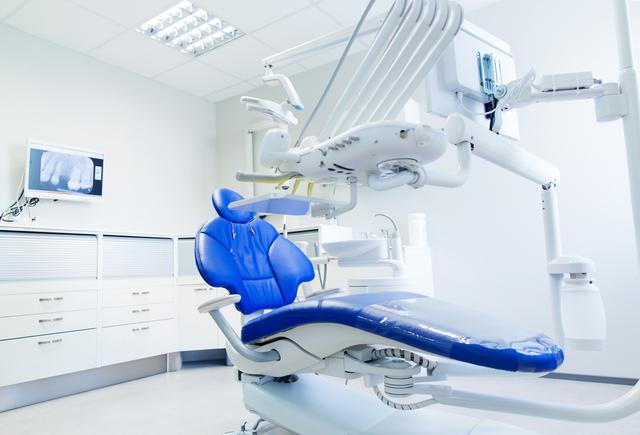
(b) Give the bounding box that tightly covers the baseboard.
[0,355,167,413]
[180,348,226,362]
[544,372,638,386]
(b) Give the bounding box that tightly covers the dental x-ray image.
[27,147,104,197]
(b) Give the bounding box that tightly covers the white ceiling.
[0,0,501,103]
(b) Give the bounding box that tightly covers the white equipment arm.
[425,0,640,421]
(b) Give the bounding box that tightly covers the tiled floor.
[0,363,638,434]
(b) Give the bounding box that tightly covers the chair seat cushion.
[241,292,564,373]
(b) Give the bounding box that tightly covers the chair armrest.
[198,294,280,363]
[198,294,241,313]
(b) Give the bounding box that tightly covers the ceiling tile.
[0,0,24,20]
[206,81,255,103]
[198,36,274,80]
[196,0,313,32]
[4,0,126,52]
[155,60,240,97]
[315,0,395,27]
[296,42,367,70]
[69,0,178,28]
[91,30,190,77]
[253,7,341,52]
[273,62,307,78]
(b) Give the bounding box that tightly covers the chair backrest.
[195,188,315,315]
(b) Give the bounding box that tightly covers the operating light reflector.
[137,1,244,57]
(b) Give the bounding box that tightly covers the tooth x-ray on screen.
[26,143,104,199]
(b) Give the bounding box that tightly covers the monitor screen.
[25,141,104,201]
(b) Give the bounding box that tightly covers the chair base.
[242,374,538,435]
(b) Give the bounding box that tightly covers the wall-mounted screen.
[25,140,104,201]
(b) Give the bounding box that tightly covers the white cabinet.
[101,319,177,366]
[177,284,219,351]
[102,303,175,328]
[176,237,242,352]
[103,236,173,278]
[102,286,174,308]
[0,232,97,281]
[0,330,97,387]
[0,228,238,389]
[0,309,96,341]
[0,290,97,317]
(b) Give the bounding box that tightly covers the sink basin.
[322,239,387,261]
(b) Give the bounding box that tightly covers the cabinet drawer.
[177,285,218,351]
[102,286,174,308]
[102,303,174,327]
[0,309,97,341]
[0,329,97,387]
[101,319,176,366]
[0,291,97,318]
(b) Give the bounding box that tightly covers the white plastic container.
[407,213,428,247]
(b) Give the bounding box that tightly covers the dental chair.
[195,188,563,435]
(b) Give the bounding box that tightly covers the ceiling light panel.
[137,1,244,57]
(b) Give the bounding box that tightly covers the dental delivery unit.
[193,0,640,433]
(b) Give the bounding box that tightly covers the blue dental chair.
[194,188,564,374]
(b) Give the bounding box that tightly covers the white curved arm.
[446,113,559,185]
[198,294,280,363]
[418,382,640,422]
[354,0,452,127]
[367,142,471,191]
[329,0,432,137]
[321,0,410,139]
[380,3,464,121]
[414,142,471,188]
[197,294,241,313]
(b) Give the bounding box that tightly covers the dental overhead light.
[136,1,244,57]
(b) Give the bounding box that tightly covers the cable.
[294,0,375,147]
[455,91,499,116]
[372,385,437,411]
[369,348,439,411]
[371,348,438,373]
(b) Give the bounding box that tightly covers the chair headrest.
[212,188,254,224]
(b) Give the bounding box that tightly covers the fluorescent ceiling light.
[137,1,244,57]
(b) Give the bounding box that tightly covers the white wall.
[0,24,217,235]
[215,0,640,378]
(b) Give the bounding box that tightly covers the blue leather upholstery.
[241,292,564,373]
[196,188,564,373]
[195,188,315,314]
[212,188,254,223]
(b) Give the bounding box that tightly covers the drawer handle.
[38,296,64,302]
[38,338,63,345]
[132,308,151,314]
[38,317,64,324]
